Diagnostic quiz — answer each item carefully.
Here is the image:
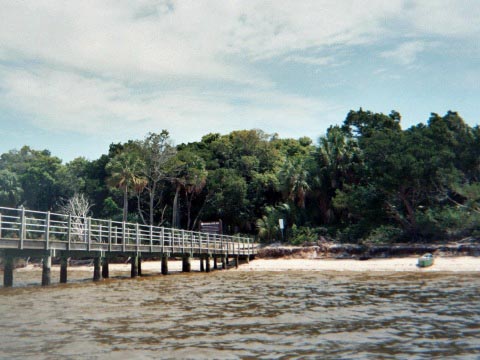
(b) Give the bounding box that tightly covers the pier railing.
[0,207,257,256]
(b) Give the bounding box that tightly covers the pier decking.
[0,207,257,287]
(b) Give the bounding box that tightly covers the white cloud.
[0,1,404,81]
[380,41,427,66]
[283,55,335,66]
[0,0,479,152]
[405,0,480,38]
[0,66,333,143]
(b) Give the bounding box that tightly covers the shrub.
[363,225,403,244]
[288,225,328,245]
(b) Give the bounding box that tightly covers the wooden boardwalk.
[0,206,257,287]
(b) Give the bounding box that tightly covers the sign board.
[278,218,284,229]
[200,220,223,234]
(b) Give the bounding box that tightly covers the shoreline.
[11,256,480,273]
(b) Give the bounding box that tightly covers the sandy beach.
[233,256,480,272]
[13,256,480,274]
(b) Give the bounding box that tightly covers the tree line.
[1,109,479,244]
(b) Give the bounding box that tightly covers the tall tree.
[171,150,208,229]
[106,151,146,222]
[138,131,177,225]
[278,157,310,209]
[0,170,23,207]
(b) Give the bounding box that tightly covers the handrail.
[0,206,258,255]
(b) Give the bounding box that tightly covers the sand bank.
[234,256,480,272]
[13,256,480,273]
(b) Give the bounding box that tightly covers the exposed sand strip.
[13,256,480,273]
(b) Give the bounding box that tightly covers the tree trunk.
[123,186,128,222]
[185,190,192,230]
[399,187,417,237]
[148,181,158,226]
[172,185,180,228]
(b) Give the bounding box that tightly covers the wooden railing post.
[136,223,140,253]
[83,216,88,244]
[161,228,164,253]
[87,217,91,252]
[67,215,71,250]
[45,211,50,250]
[190,231,193,255]
[19,207,25,250]
[149,225,153,252]
[0,212,2,239]
[108,220,112,252]
[122,222,126,252]
[182,230,185,253]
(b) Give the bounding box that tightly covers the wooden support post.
[161,228,165,253]
[42,255,52,286]
[161,254,168,275]
[138,256,142,277]
[122,222,126,252]
[200,256,205,272]
[235,255,239,269]
[149,226,153,253]
[246,255,250,264]
[226,255,230,266]
[102,257,109,279]
[93,256,102,281]
[135,223,140,253]
[108,220,112,252]
[206,254,211,273]
[3,254,13,287]
[213,255,218,270]
[67,215,72,251]
[221,255,227,270]
[19,207,25,250]
[45,211,50,250]
[60,256,68,283]
[182,254,191,272]
[131,254,139,278]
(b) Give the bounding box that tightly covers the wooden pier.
[0,207,257,287]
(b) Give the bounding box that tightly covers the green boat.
[418,253,434,267]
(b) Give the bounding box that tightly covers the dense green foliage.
[1,110,479,244]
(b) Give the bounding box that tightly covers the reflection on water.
[1,270,479,359]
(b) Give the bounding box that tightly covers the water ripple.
[1,271,479,359]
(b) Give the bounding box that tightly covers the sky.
[0,0,479,162]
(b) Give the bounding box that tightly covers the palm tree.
[314,125,360,223]
[106,152,146,222]
[278,157,310,209]
[256,204,290,242]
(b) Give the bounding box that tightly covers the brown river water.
[0,269,479,359]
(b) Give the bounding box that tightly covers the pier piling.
[93,256,102,281]
[60,256,68,283]
[42,255,51,286]
[182,254,191,272]
[3,254,13,287]
[206,254,211,273]
[131,255,139,278]
[102,257,109,279]
[161,254,168,275]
